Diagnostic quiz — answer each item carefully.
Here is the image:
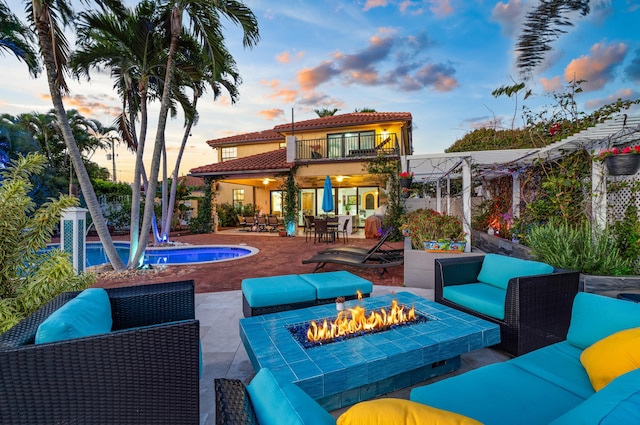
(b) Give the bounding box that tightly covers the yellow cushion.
[580,327,640,391]
[337,398,482,425]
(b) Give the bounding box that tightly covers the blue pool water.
[46,242,258,267]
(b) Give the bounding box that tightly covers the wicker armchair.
[215,378,260,425]
[0,280,200,425]
[434,256,580,357]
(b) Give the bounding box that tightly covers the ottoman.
[299,270,373,303]
[241,274,316,317]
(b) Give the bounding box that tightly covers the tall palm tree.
[26,0,125,270]
[160,33,241,239]
[314,108,339,117]
[516,0,590,78]
[132,0,259,264]
[0,0,40,76]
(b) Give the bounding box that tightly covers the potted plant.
[335,296,345,311]
[398,171,414,188]
[400,208,466,252]
[596,145,640,176]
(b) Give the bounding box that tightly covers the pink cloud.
[564,42,628,91]
[428,0,453,17]
[540,76,562,92]
[491,0,527,37]
[276,51,291,64]
[363,0,388,11]
[297,62,340,91]
[258,109,285,120]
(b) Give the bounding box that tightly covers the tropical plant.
[367,155,404,239]
[0,0,40,76]
[281,170,299,235]
[527,219,633,276]
[15,0,125,271]
[133,0,259,265]
[400,209,465,250]
[0,153,94,332]
[314,108,339,117]
[515,0,590,78]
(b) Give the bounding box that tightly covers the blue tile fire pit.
[239,292,500,410]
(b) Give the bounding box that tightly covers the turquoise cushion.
[566,292,640,349]
[476,254,554,290]
[510,341,594,399]
[410,363,584,425]
[443,283,506,319]
[246,368,335,425]
[549,368,640,425]
[35,288,112,344]
[242,275,316,307]
[299,270,373,299]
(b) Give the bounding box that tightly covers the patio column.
[446,177,451,215]
[60,207,88,274]
[512,171,521,218]
[436,180,442,213]
[592,159,607,231]
[462,157,472,252]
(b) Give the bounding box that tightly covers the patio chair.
[313,219,332,243]
[0,280,200,424]
[237,214,249,231]
[337,217,350,243]
[303,216,314,242]
[267,215,280,232]
[244,215,256,231]
[434,255,580,356]
[256,215,267,232]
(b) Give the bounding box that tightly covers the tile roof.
[206,129,282,147]
[189,148,292,176]
[273,112,412,132]
[179,175,205,187]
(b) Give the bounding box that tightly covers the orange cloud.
[363,0,388,11]
[297,62,339,91]
[276,51,291,64]
[270,88,298,103]
[564,42,628,91]
[540,76,562,92]
[258,109,285,120]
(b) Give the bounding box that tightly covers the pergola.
[403,113,640,252]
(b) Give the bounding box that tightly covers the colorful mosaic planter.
[423,240,466,253]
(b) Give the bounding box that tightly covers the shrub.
[0,154,95,332]
[400,209,465,250]
[527,219,634,276]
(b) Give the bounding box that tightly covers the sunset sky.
[2,0,639,183]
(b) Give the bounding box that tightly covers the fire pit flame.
[307,299,416,343]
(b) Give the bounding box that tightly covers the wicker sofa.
[0,280,200,425]
[435,254,580,356]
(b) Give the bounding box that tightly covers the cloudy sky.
[2,0,639,182]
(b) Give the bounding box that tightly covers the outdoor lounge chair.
[302,245,404,277]
[316,229,404,260]
[0,280,200,424]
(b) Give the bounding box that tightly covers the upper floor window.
[279,142,286,149]
[327,131,375,158]
[221,147,237,162]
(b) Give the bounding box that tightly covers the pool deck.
[197,286,510,425]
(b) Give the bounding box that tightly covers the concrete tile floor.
[197,286,511,425]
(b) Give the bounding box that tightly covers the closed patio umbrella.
[322,176,334,213]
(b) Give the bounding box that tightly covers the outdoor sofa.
[434,253,581,356]
[0,280,200,425]
[215,292,640,425]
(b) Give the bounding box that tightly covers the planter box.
[404,237,482,289]
[580,274,640,295]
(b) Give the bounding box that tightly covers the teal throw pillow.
[35,288,113,344]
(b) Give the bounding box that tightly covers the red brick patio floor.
[93,229,405,292]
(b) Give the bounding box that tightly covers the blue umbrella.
[322,176,334,213]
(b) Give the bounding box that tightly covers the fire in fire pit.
[288,299,428,349]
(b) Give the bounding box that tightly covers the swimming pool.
[46,242,259,267]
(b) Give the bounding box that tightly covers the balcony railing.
[296,133,399,160]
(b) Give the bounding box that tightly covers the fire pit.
[239,292,500,410]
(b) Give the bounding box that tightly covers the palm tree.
[132,0,259,264]
[160,33,241,240]
[516,0,590,78]
[0,0,40,76]
[26,0,126,270]
[314,108,339,117]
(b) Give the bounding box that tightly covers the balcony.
[296,133,399,161]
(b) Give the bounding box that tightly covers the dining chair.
[304,217,314,242]
[313,219,330,244]
[338,218,350,243]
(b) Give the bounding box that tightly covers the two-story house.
[189,112,413,228]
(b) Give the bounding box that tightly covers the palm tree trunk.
[132,6,181,264]
[34,6,125,271]
[128,89,148,267]
[163,95,198,237]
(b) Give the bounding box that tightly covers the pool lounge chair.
[302,245,404,277]
[316,229,403,260]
